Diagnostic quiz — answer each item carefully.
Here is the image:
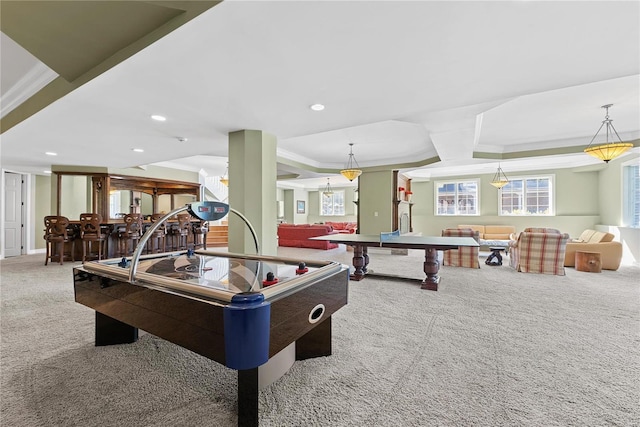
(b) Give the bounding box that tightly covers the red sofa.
[324,221,357,234]
[277,224,339,249]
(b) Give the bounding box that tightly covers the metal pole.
[127,204,260,284]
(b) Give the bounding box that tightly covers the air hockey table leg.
[95,312,138,346]
[237,368,259,427]
[296,316,332,360]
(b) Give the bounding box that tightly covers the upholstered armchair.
[441,228,480,268]
[508,228,570,275]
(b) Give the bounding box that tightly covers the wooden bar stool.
[115,213,143,257]
[169,214,192,251]
[192,220,208,250]
[79,213,107,263]
[146,213,167,254]
[44,216,75,265]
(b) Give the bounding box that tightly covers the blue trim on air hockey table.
[223,292,271,370]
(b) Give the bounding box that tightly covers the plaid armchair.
[508,228,570,275]
[441,228,480,268]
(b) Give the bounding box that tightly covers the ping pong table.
[310,233,479,290]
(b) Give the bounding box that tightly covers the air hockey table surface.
[79,249,342,301]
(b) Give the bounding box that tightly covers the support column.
[228,130,278,256]
[358,170,394,234]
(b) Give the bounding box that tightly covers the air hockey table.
[73,250,349,427]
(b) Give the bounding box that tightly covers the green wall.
[410,167,603,238]
[35,165,200,253]
[358,170,394,234]
[282,188,310,224]
[597,153,640,265]
[59,175,91,218]
[228,130,278,256]
[34,175,52,250]
[306,187,357,224]
[27,153,640,264]
[50,165,200,215]
[598,153,638,225]
[281,186,357,225]
[109,165,199,183]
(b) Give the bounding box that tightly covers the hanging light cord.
[343,143,359,169]
[586,105,624,147]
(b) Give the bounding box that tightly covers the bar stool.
[44,216,75,265]
[169,214,192,251]
[115,213,143,257]
[192,220,208,250]
[79,213,107,263]
[146,213,167,254]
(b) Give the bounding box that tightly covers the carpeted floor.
[1,249,638,426]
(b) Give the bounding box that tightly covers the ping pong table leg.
[362,246,369,274]
[421,247,440,291]
[350,244,366,280]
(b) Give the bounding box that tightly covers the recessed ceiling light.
[310,104,325,111]
[151,115,166,122]
[45,152,57,156]
[132,148,144,152]
[43,170,52,174]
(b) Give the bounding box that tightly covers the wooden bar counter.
[65,218,203,260]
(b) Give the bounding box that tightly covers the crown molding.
[0,62,57,119]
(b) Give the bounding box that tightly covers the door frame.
[1,169,32,259]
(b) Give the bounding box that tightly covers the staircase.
[203,176,229,247]
[203,176,228,203]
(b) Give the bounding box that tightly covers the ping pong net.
[379,230,401,246]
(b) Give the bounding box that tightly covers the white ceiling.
[1,1,639,190]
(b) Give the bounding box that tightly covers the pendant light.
[584,104,633,163]
[490,163,509,189]
[219,163,229,186]
[322,178,334,197]
[340,143,362,181]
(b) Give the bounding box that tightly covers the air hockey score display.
[188,201,230,221]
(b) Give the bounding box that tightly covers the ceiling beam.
[0,0,221,134]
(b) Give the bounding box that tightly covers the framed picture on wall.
[296,200,305,214]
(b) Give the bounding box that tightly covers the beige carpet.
[1,249,638,426]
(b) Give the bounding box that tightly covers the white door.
[4,172,23,257]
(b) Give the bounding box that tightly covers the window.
[499,175,554,215]
[435,180,479,215]
[320,190,345,216]
[623,163,640,227]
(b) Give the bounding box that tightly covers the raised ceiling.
[1,0,639,190]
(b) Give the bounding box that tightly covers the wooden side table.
[575,251,602,273]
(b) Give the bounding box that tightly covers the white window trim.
[434,178,480,216]
[622,157,640,228]
[498,174,555,216]
[320,190,346,216]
